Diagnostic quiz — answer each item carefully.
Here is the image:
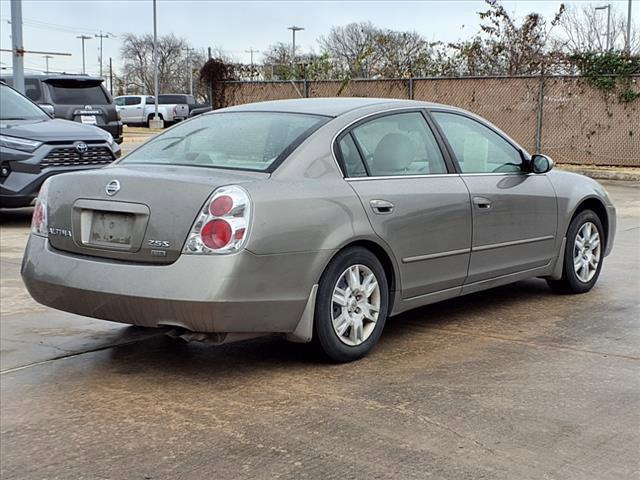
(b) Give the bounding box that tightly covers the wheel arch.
[321,238,400,315]
[570,196,609,249]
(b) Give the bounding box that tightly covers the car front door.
[340,110,472,300]
[431,111,557,287]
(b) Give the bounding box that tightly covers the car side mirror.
[530,154,554,174]
[39,103,55,117]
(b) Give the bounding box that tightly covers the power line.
[0,16,116,36]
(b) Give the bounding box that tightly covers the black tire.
[547,209,604,294]
[313,247,389,363]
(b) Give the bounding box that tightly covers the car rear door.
[430,110,557,288]
[123,96,145,123]
[339,110,472,300]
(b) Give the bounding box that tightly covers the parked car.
[114,95,187,127]
[158,94,212,118]
[0,74,123,144]
[21,98,616,362]
[0,82,120,208]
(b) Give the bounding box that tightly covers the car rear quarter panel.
[245,110,403,289]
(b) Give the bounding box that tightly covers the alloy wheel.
[573,221,601,283]
[331,264,381,346]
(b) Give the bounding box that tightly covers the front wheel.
[314,247,389,363]
[547,209,604,294]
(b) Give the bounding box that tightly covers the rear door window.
[350,112,447,176]
[24,79,42,102]
[338,134,367,177]
[47,82,109,105]
[124,96,142,106]
[1,78,42,102]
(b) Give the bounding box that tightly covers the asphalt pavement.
[0,180,638,480]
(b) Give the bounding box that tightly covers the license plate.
[81,115,97,124]
[90,211,134,246]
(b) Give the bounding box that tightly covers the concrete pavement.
[0,181,638,479]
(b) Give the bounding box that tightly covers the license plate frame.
[89,211,134,248]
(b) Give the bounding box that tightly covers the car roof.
[1,74,104,82]
[221,97,453,117]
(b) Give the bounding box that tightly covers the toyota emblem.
[105,180,120,196]
[75,142,88,154]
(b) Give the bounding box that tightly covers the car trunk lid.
[45,164,267,264]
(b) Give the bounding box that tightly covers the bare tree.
[120,33,208,98]
[374,31,437,77]
[319,22,382,78]
[261,42,293,79]
[557,4,639,54]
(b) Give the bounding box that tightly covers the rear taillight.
[31,180,50,237]
[183,185,251,255]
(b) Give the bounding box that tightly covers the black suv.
[0,82,121,208]
[0,75,123,144]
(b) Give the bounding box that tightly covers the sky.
[1,0,638,76]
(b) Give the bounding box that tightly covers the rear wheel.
[314,247,388,363]
[547,209,604,294]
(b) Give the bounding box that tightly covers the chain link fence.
[221,75,640,166]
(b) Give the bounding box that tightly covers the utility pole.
[183,47,193,95]
[10,0,25,93]
[595,4,612,50]
[150,0,162,127]
[43,55,53,74]
[288,25,304,79]
[109,57,113,95]
[76,35,91,74]
[95,30,111,77]
[245,48,259,81]
[626,0,633,53]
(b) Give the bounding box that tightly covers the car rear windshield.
[47,81,109,105]
[120,112,328,172]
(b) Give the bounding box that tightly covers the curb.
[557,166,640,182]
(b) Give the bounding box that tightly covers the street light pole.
[10,0,25,93]
[288,25,304,79]
[151,0,162,127]
[627,0,633,53]
[596,4,612,50]
[76,35,91,74]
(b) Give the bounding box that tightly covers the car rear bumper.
[21,235,333,333]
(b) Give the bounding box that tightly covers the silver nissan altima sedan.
[21,98,616,362]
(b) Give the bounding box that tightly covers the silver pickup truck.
[114,95,189,127]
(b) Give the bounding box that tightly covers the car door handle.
[370,199,394,214]
[473,196,492,209]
